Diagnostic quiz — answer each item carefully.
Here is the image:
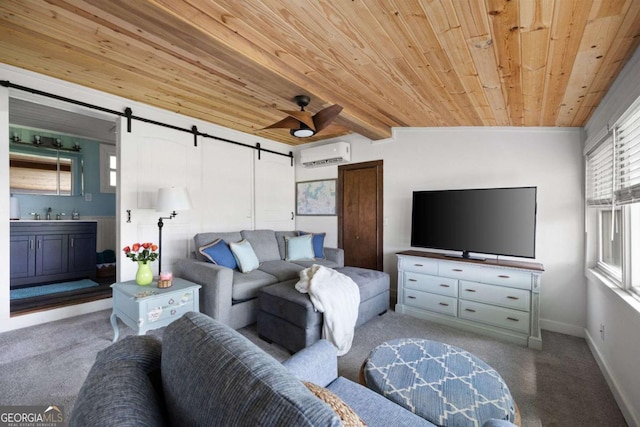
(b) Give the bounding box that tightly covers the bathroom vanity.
[10,221,97,289]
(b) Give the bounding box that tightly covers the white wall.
[0,63,292,332]
[295,126,586,336]
[582,46,640,427]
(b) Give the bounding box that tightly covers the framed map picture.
[296,179,337,216]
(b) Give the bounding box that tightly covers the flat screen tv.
[411,187,537,259]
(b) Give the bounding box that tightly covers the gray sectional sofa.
[71,312,516,427]
[173,229,387,331]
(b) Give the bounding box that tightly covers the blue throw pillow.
[199,239,237,270]
[299,231,326,259]
[229,239,260,273]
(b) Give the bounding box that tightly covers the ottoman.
[363,338,517,427]
[257,266,389,353]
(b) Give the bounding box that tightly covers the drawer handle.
[452,268,463,272]
[465,308,476,313]
[507,296,519,300]
[168,299,175,304]
[439,302,449,307]
[407,296,417,299]
[465,289,477,293]
[439,284,450,288]
[414,263,424,267]
[506,317,519,322]
[498,275,511,279]
[408,279,417,282]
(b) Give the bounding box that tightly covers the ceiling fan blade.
[312,104,343,132]
[281,109,315,130]
[262,116,301,130]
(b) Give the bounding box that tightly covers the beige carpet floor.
[0,308,627,427]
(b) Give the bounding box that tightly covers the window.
[597,208,622,279]
[100,144,116,193]
[629,203,640,297]
[586,96,640,300]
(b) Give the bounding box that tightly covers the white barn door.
[254,151,294,230]
[117,119,200,281]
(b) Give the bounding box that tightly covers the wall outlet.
[84,193,92,202]
[600,323,605,341]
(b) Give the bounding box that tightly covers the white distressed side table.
[110,277,201,342]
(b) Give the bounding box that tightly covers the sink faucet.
[56,212,66,220]
[46,207,52,221]
[29,212,41,220]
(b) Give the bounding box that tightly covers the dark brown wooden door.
[338,161,383,270]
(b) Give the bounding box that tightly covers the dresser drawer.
[459,300,530,334]
[437,262,486,281]
[404,272,458,297]
[404,289,457,317]
[398,256,438,275]
[481,268,532,290]
[458,281,530,311]
[143,290,197,325]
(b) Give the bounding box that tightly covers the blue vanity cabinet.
[10,221,97,289]
[10,233,36,280]
[68,231,97,278]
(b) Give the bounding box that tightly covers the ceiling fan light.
[290,125,316,138]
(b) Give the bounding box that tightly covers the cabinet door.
[10,234,35,280]
[69,233,97,274]
[36,234,68,276]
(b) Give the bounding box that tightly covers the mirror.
[9,141,84,196]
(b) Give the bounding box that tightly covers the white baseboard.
[539,318,585,337]
[585,329,640,427]
[2,298,112,333]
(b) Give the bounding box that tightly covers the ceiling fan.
[263,95,343,138]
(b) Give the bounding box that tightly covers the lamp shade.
[156,187,192,212]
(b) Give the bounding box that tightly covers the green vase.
[136,261,153,286]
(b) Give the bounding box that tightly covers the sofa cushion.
[199,238,238,270]
[161,312,342,427]
[241,230,281,262]
[336,267,389,302]
[258,260,305,282]
[194,232,242,261]
[291,258,341,269]
[300,231,326,259]
[230,239,260,273]
[275,231,299,259]
[327,376,435,427]
[70,335,166,427]
[285,234,315,261]
[232,269,279,301]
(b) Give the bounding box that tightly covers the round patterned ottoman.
[363,338,517,427]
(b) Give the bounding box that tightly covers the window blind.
[586,134,614,206]
[615,101,640,205]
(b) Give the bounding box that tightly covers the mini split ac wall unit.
[300,141,351,168]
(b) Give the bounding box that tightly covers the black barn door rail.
[1,80,294,163]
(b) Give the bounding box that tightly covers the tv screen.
[411,187,537,259]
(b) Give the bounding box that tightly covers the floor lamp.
[156,187,192,273]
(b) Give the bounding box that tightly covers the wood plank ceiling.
[1,0,639,145]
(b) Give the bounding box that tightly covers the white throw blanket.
[295,265,360,356]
